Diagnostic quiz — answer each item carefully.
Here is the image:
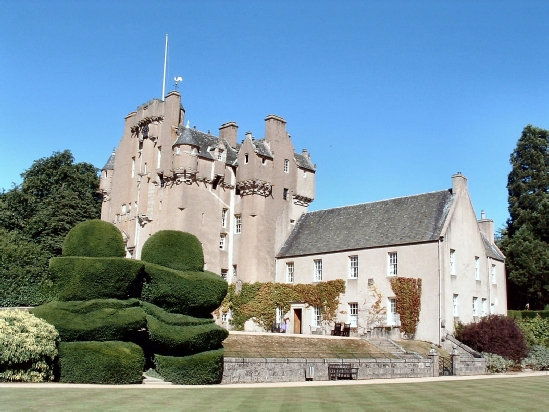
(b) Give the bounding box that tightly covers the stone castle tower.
[100,91,315,283]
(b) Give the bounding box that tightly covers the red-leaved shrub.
[456,315,527,361]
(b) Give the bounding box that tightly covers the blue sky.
[2,1,549,232]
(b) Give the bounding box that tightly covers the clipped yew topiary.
[141,230,204,272]
[62,219,126,258]
[141,301,215,326]
[155,349,224,385]
[59,341,144,384]
[0,310,59,382]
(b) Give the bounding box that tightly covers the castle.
[101,91,506,344]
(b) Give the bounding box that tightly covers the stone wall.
[455,356,486,376]
[222,357,435,384]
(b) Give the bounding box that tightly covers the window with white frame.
[221,312,228,322]
[482,298,487,316]
[314,259,322,282]
[491,264,496,284]
[221,209,227,228]
[217,150,223,161]
[349,303,358,327]
[286,262,294,283]
[349,256,358,279]
[244,153,249,164]
[284,159,289,173]
[473,297,478,317]
[276,306,284,324]
[121,204,127,214]
[233,265,237,279]
[388,298,398,326]
[157,146,162,168]
[388,252,397,276]
[453,294,459,317]
[219,234,226,250]
[475,256,480,280]
[450,249,456,276]
[221,269,228,281]
[313,306,322,327]
[235,215,242,234]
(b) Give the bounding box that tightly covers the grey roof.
[252,139,273,158]
[278,190,454,257]
[481,233,506,261]
[223,141,240,165]
[102,152,115,170]
[173,126,199,147]
[294,153,316,171]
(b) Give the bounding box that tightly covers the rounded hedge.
[141,231,204,272]
[62,220,125,258]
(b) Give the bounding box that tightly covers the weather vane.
[174,76,183,90]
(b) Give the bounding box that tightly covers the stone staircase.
[367,338,423,360]
[142,370,172,385]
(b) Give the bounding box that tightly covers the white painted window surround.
[314,259,322,282]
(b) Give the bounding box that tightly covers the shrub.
[62,220,125,258]
[31,300,146,342]
[456,315,528,361]
[141,301,214,326]
[147,315,228,356]
[154,349,224,385]
[59,341,144,384]
[0,310,59,382]
[141,263,227,316]
[508,310,549,320]
[484,353,514,373]
[141,231,204,272]
[48,257,145,301]
[522,345,549,371]
[517,316,549,347]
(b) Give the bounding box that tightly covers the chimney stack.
[219,122,238,149]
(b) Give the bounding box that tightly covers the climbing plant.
[389,277,422,336]
[217,280,346,330]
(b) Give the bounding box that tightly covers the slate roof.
[102,151,115,170]
[481,233,506,261]
[294,152,316,171]
[278,190,454,257]
[252,139,273,158]
[173,126,199,147]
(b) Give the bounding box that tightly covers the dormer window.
[217,150,224,161]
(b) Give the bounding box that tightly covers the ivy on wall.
[216,280,346,331]
[389,277,422,336]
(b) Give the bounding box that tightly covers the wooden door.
[293,309,302,334]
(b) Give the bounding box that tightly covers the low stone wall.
[222,358,435,384]
[456,357,486,376]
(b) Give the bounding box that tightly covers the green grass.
[1,376,548,411]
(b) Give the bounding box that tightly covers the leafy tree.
[501,125,549,309]
[0,150,101,306]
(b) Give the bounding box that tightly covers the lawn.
[1,376,548,411]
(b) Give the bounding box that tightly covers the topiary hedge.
[31,299,146,342]
[141,263,227,316]
[59,341,144,384]
[141,301,214,326]
[62,219,126,258]
[147,315,228,356]
[48,257,145,301]
[141,231,204,272]
[154,349,224,385]
[0,310,59,382]
[508,310,549,320]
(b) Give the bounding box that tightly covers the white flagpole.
[162,34,168,101]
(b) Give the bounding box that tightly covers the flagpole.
[162,34,168,101]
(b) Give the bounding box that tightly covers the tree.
[501,125,549,309]
[0,150,101,306]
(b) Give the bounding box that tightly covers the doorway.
[293,308,302,334]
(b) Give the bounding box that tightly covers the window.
[157,146,162,168]
[303,171,307,178]
[244,153,249,164]
[313,306,322,327]
[159,200,162,211]
[349,256,358,279]
[283,188,288,200]
[221,269,228,281]
[221,209,227,228]
[453,294,459,317]
[221,312,228,322]
[286,262,294,283]
[235,215,242,234]
[284,159,289,173]
[388,252,397,276]
[233,265,237,279]
[262,158,266,165]
[176,146,181,155]
[219,234,226,250]
[450,249,456,276]
[121,204,127,214]
[349,303,358,327]
[217,150,223,161]
[481,298,488,316]
[388,298,398,326]
[131,157,135,178]
[475,257,480,280]
[491,264,496,284]
[314,259,322,282]
[367,278,374,287]
[144,162,148,174]
[276,306,284,324]
[473,297,478,317]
